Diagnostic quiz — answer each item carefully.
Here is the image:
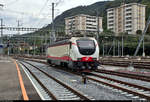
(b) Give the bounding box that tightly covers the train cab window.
[76,39,96,55]
[77,40,95,49]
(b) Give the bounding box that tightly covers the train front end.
[70,37,100,72]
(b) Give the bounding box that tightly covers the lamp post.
[102,37,108,56]
[121,34,124,57]
[0,4,4,44]
[102,41,104,56]
[113,38,115,56]
[0,4,4,55]
[142,37,145,57]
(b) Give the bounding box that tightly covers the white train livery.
[46,37,100,71]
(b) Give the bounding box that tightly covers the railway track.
[100,60,150,69]
[19,60,92,100]
[88,72,150,100]
[15,55,150,69]
[16,57,150,100]
[95,69,150,82]
[52,66,150,101]
[20,57,150,82]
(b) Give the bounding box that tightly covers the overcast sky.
[0,0,107,35]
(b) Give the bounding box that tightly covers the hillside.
[43,0,150,32]
[25,0,150,37]
[14,0,150,56]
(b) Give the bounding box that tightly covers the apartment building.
[107,3,146,35]
[65,14,103,35]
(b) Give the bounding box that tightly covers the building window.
[109,24,114,26]
[86,20,96,23]
[86,27,97,29]
[108,9,114,12]
[109,13,114,15]
[126,30,132,32]
[126,4,131,8]
[126,17,132,20]
[109,28,114,31]
[109,21,114,23]
[126,13,132,16]
[126,25,132,28]
[86,23,93,26]
[109,17,114,19]
[126,9,132,12]
[126,21,132,24]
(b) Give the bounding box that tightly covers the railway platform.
[0,56,40,100]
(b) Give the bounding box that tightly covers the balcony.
[108,12,114,16]
[125,6,132,10]
[125,15,132,20]
[125,27,132,31]
[125,8,132,14]
[126,12,132,16]
[108,20,114,23]
[86,24,97,28]
[125,5,132,10]
[107,9,114,13]
[125,23,132,27]
[108,14,114,18]
[108,24,114,27]
[108,16,114,20]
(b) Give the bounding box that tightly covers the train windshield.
[77,40,95,48]
[77,39,96,55]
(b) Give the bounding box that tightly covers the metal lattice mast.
[97,10,99,44]
[134,16,150,56]
[51,2,56,43]
[0,19,3,44]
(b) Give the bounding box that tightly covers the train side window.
[69,42,72,49]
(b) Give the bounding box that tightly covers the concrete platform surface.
[0,56,40,100]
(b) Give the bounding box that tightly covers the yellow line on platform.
[13,59,29,100]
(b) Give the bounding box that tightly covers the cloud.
[1,0,104,35]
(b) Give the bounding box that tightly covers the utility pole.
[122,34,124,57]
[7,36,10,56]
[118,41,120,56]
[33,35,36,56]
[103,44,104,56]
[142,37,145,57]
[113,39,115,56]
[134,16,150,56]
[0,19,3,44]
[97,10,99,44]
[41,36,43,55]
[51,2,56,43]
[17,20,21,35]
[17,20,21,55]
[0,4,4,45]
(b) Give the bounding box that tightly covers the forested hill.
[41,0,150,32]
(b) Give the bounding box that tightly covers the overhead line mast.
[51,2,56,44]
[0,4,4,44]
[134,16,150,56]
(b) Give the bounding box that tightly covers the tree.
[136,30,142,35]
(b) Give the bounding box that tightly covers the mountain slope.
[38,0,150,34]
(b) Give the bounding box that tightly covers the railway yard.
[1,0,150,101]
[0,56,150,101]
